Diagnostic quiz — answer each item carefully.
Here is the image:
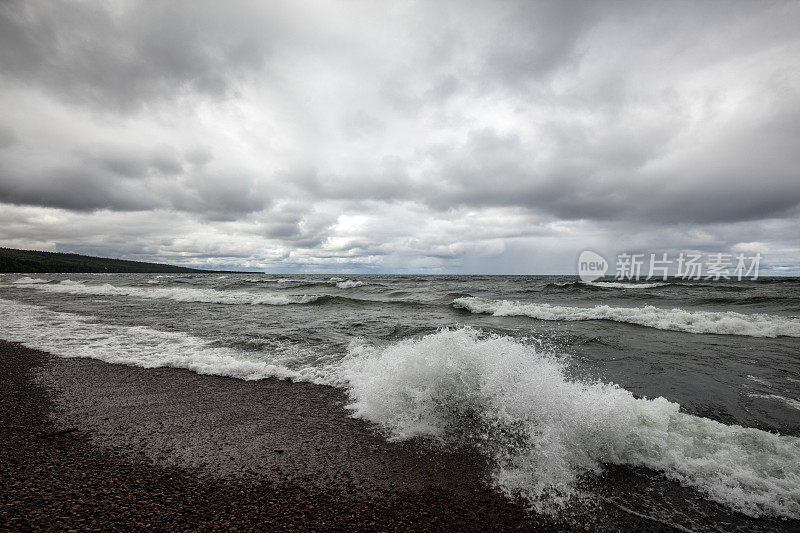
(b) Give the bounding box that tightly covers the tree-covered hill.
[0,247,214,273]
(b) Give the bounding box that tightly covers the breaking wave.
[336,280,364,289]
[544,280,668,291]
[337,328,800,518]
[586,281,669,289]
[9,278,320,306]
[12,276,50,284]
[453,297,800,337]
[257,277,366,288]
[2,298,799,519]
[0,298,319,381]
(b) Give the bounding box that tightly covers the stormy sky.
[1,1,798,273]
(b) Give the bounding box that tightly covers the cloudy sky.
[1,0,798,273]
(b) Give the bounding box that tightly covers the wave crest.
[586,281,668,289]
[12,276,50,284]
[337,328,800,518]
[10,279,320,306]
[453,297,800,337]
[336,280,364,289]
[0,298,312,382]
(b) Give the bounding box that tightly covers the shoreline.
[0,339,720,531]
[1,340,565,530]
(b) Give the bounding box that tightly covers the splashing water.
[337,328,800,518]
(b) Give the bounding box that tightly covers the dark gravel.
[0,340,676,531]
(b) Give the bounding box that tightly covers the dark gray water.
[1,273,799,531]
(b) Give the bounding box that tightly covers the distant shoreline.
[0,247,254,274]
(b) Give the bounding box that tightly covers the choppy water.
[1,273,799,531]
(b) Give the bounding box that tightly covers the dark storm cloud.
[79,145,184,179]
[0,149,269,218]
[0,167,162,211]
[417,112,800,224]
[290,162,413,203]
[0,1,276,111]
[173,173,271,221]
[478,1,595,87]
[0,0,798,272]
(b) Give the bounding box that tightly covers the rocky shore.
[0,340,675,531]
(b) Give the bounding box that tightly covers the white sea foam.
[337,328,800,518]
[0,298,311,381]
[586,281,669,289]
[248,277,364,288]
[746,375,772,387]
[453,297,800,337]
[13,276,50,284]
[337,280,364,289]
[277,278,334,285]
[749,394,800,412]
[9,279,320,306]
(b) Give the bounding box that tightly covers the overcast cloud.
[1,0,798,273]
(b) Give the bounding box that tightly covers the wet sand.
[1,340,679,531]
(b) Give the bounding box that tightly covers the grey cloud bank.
[0,0,798,273]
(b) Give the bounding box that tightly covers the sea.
[1,273,799,531]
